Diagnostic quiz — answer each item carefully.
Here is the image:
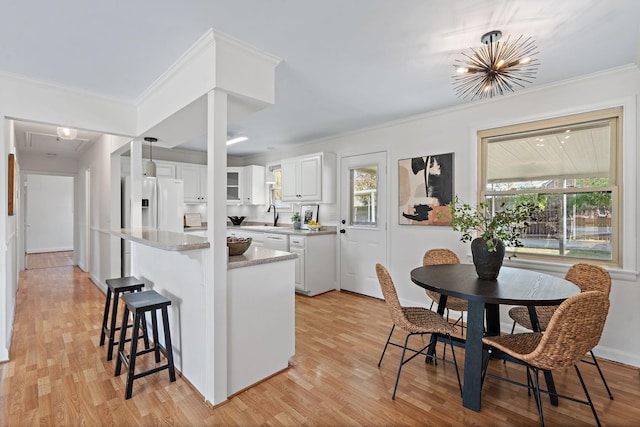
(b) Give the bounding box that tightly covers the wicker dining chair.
[484,291,610,427]
[423,249,468,336]
[375,263,462,400]
[507,263,614,399]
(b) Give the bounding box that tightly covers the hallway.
[0,265,209,425]
[26,251,73,270]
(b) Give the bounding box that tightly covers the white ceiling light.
[226,136,248,145]
[56,127,78,140]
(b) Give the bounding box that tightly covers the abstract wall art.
[398,152,454,225]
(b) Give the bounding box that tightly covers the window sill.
[462,253,638,282]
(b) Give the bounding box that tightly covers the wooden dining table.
[410,264,580,412]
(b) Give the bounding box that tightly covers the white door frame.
[20,171,76,270]
[82,167,91,272]
[338,151,389,297]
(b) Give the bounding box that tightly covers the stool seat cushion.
[122,290,171,311]
[106,276,145,292]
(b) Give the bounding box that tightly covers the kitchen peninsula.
[113,228,296,397]
[226,225,337,296]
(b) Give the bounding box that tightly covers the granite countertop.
[228,245,297,270]
[184,224,208,231]
[113,228,210,251]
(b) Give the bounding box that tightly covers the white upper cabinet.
[281,153,335,203]
[145,160,176,178]
[282,155,321,201]
[227,167,243,204]
[243,165,266,205]
[121,159,175,178]
[177,164,207,203]
[227,165,266,205]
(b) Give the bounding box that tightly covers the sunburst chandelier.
[452,30,539,100]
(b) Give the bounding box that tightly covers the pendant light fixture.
[452,30,539,100]
[144,137,157,177]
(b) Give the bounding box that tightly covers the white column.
[206,89,228,404]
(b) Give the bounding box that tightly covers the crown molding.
[212,30,282,67]
[135,29,216,105]
[0,70,133,105]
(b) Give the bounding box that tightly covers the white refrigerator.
[141,177,184,232]
[122,176,184,275]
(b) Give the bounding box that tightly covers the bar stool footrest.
[133,364,172,380]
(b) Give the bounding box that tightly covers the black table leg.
[527,306,559,406]
[484,304,500,336]
[462,299,486,412]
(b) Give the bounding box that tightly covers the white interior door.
[25,174,74,254]
[339,152,387,298]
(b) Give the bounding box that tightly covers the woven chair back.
[422,249,460,266]
[521,291,610,371]
[422,249,461,306]
[375,263,413,330]
[565,263,611,296]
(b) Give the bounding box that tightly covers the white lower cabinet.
[289,234,336,296]
[227,227,336,296]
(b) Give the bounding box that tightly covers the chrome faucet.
[267,204,279,227]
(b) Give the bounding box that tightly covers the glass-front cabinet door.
[227,167,243,204]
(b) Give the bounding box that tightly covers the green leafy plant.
[291,212,301,223]
[448,196,540,252]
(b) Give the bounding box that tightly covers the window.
[349,165,378,226]
[268,165,291,211]
[479,108,621,265]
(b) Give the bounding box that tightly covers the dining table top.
[410,264,580,306]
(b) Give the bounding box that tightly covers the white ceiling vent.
[24,131,89,156]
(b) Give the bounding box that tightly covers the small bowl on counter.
[228,216,246,226]
[306,224,322,232]
[227,237,252,256]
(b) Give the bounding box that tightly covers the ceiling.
[4,0,640,158]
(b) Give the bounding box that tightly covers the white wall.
[76,134,131,290]
[0,71,136,361]
[25,174,74,253]
[20,153,78,175]
[1,119,19,360]
[247,66,640,367]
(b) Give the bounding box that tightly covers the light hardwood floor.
[1,264,639,426]
[26,251,73,270]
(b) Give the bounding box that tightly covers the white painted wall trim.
[0,73,137,136]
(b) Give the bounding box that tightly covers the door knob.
[340,229,346,234]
